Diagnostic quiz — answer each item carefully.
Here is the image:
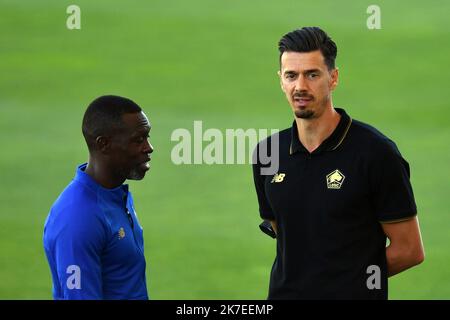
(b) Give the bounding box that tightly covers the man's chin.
[127,170,147,181]
[127,163,150,180]
[294,109,315,119]
[127,175,145,181]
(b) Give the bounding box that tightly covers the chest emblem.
[271,173,286,183]
[118,227,126,240]
[326,169,345,189]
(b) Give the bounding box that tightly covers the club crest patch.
[326,169,345,189]
[118,227,126,240]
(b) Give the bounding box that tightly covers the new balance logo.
[271,173,286,183]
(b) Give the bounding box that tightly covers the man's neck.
[295,106,341,153]
[85,158,125,189]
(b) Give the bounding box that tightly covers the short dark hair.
[278,27,337,70]
[82,95,142,151]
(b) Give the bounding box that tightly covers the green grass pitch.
[0,0,449,299]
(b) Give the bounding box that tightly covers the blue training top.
[43,163,148,300]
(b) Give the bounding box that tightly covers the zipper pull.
[126,209,134,229]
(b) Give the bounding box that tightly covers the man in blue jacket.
[44,95,154,299]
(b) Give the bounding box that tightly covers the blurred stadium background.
[0,0,449,299]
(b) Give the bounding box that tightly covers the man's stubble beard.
[294,109,315,119]
[127,168,145,181]
[293,95,330,120]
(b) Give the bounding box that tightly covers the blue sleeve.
[51,209,108,299]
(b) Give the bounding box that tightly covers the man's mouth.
[293,96,313,107]
[141,157,151,170]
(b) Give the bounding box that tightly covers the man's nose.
[143,140,154,154]
[295,74,308,91]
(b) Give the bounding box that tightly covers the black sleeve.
[369,139,417,223]
[252,144,275,220]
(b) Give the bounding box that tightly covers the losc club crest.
[118,227,126,240]
[326,169,345,189]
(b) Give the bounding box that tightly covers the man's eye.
[136,135,148,143]
[285,73,296,80]
[308,73,318,79]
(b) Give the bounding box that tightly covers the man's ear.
[277,70,285,93]
[95,136,110,153]
[330,67,339,90]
